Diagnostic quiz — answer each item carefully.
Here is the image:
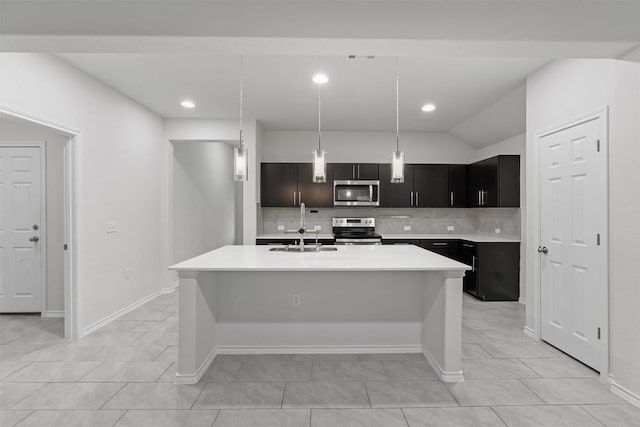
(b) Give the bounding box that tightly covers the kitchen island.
[169,245,470,384]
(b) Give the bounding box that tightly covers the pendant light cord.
[396,56,400,152]
[318,56,322,151]
[239,55,244,148]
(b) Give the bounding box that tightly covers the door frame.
[532,107,609,380]
[0,105,80,340]
[0,142,47,315]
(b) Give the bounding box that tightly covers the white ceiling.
[8,1,639,147]
[59,54,546,137]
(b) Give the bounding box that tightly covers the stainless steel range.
[332,217,382,245]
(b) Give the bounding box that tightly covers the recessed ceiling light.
[421,103,436,113]
[180,100,196,109]
[312,73,329,85]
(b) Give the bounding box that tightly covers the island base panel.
[174,270,464,383]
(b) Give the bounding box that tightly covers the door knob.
[537,246,548,254]
[29,236,40,242]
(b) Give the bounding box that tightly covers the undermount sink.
[269,246,338,253]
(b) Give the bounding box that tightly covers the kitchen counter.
[171,244,470,272]
[170,245,469,384]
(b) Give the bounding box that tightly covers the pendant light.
[312,57,327,183]
[391,57,405,184]
[234,55,248,181]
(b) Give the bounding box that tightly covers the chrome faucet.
[284,202,320,251]
[298,202,306,251]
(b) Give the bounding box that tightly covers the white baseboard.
[80,284,177,338]
[175,347,217,385]
[609,375,640,408]
[41,310,64,318]
[215,345,423,355]
[523,325,536,338]
[518,297,526,305]
[422,347,464,383]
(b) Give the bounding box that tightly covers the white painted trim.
[533,107,610,379]
[523,325,537,339]
[0,142,46,314]
[215,345,424,355]
[422,347,464,383]
[41,310,64,318]
[518,297,526,305]
[609,375,640,408]
[80,284,177,338]
[0,105,79,340]
[175,347,217,385]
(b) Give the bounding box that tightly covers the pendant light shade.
[312,57,327,183]
[391,147,405,184]
[391,57,405,184]
[234,56,248,182]
[312,147,327,183]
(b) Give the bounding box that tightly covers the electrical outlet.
[314,225,322,231]
[291,293,301,306]
[106,221,117,233]
[495,228,501,234]
[277,225,285,231]
[123,268,131,280]
[447,225,455,231]
[403,225,412,231]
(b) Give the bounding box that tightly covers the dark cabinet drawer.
[420,240,459,260]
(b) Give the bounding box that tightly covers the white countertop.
[170,245,471,272]
[256,233,520,243]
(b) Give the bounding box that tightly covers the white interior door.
[0,146,43,313]
[539,116,604,371]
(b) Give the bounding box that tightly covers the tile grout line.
[488,406,511,427]
[110,409,129,427]
[210,408,221,427]
[98,382,129,410]
[190,383,207,410]
[399,407,411,427]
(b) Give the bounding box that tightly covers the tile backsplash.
[261,207,520,238]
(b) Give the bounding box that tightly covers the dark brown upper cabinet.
[467,155,520,208]
[379,163,415,207]
[448,164,468,208]
[333,163,379,180]
[260,163,334,208]
[413,164,449,208]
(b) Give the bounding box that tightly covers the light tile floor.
[1,292,639,426]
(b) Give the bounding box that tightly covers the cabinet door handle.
[416,192,419,206]
[472,255,477,272]
[293,191,296,206]
[462,243,475,248]
[432,242,448,246]
[410,191,414,206]
[357,164,360,179]
[478,190,481,206]
[298,192,301,205]
[450,191,454,206]
[352,164,356,179]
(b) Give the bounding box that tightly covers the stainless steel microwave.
[333,180,380,207]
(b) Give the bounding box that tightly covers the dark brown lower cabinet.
[382,238,520,302]
[459,241,520,301]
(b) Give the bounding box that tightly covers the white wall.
[527,58,640,403]
[0,53,170,335]
[164,118,261,245]
[172,142,237,263]
[474,133,526,302]
[0,117,66,315]
[262,131,477,164]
